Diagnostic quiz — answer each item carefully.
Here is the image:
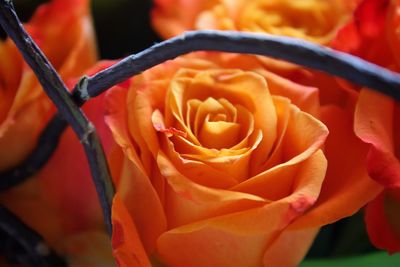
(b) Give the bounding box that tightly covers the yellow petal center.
[200,119,241,149]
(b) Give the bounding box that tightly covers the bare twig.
[85,30,400,101]
[0,205,67,267]
[0,0,114,235]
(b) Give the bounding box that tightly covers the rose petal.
[0,96,50,170]
[11,0,97,114]
[111,193,152,267]
[355,89,400,187]
[257,69,320,118]
[114,156,167,253]
[262,228,319,267]
[129,79,169,159]
[332,0,393,66]
[235,99,328,199]
[107,87,167,253]
[27,0,97,76]
[161,134,245,188]
[152,0,219,38]
[291,105,382,228]
[157,151,267,228]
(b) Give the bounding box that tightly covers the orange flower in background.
[0,61,117,266]
[106,52,381,267]
[151,0,362,90]
[332,0,400,253]
[0,0,97,171]
[0,0,113,252]
[152,0,359,44]
[0,61,116,239]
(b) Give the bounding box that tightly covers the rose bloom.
[152,0,360,45]
[1,63,116,266]
[0,0,96,171]
[106,52,381,267]
[331,0,400,253]
[0,0,114,262]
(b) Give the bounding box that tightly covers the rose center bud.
[150,69,272,184]
[199,119,240,149]
[166,70,260,154]
[192,97,241,149]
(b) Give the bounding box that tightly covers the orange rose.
[106,52,380,266]
[0,0,109,249]
[332,0,400,253]
[0,62,117,247]
[152,0,359,44]
[0,63,116,266]
[0,0,97,171]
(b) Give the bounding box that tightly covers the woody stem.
[85,30,400,100]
